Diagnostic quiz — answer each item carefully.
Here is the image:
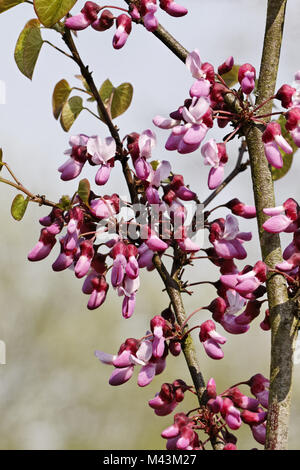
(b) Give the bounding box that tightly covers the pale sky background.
[0,0,300,450]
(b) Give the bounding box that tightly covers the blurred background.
[0,0,300,450]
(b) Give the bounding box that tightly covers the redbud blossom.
[262,121,293,168]
[112,15,132,50]
[285,106,300,147]
[65,1,100,30]
[263,198,299,233]
[275,84,297,108]
[91,9,114,31]
[186,50,215,98]
[225,198,256,219]
[201,139,228,189]
[59,134,89,181]
[209,215,252,260]
[140,0,158,32]
[28,228,57,262]
[199,320,227,360]
[218,56,234,75]
[87,135,116,185]
[159,0,188,17]
[238,63,256,95]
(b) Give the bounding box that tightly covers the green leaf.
[57,194,71,210]
[97,80,133,121]
[11,194,29,221]
[96,79,114,116]
[14,19,43,80]
[77,179,90,205]
[60,96,83,132]
[52,79,71,120]
[150,160,160,171]
[0,0,24,13]
[221,65,240,88]
[111,82,133,119]
[33,0,77,27]
[271,115,299,181]
[99,79,114,104]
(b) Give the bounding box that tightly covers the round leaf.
[60,96,83,132]
[52,79,71,120]
[97,79,114,118]
[0,0,24,13]
[14,19,43,80]
[221,65,240,88]
[111,82,133,119]
[34,0,77,27]
[78,179,90,205]
[11,194,29,221]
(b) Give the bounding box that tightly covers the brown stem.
[152,254,207,405]
[0,176,57,208]
[244,0,298,450]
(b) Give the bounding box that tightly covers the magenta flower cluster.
[65,1,187,49]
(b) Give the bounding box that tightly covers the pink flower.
[263,198,299,233]
[225,198,256,219]
[28,228,57,262]
[82,271,109,310]
[218,56,234,75]
[59,134,89,181]
[209,215,252,260]
[154,97,212,154]
[138,243,155,270]
[159,0,188,17]
[39,207,64,235]
[208,291,250,335]
[285,106,300,147]
[262,121,293,168]
[199,320,227,360]
[112,14,132,50]
[186,50,215,98]
[241,409,267,425]
[201,139,228,189]
[221,398,242,430]
[65,1,100,31]
[110,241,127,287]
[90,194,119,219]
[75,240,94,278]
[91,9,114,31]
[227,387,259,411]
[249,374,270,408]
[52,237,77,272]
[221,261,267,300]
[149,380,188,416]
[251,422,266,445]
[95,331,167,387]
[145,228,169,252]
[161,413,200,450]
[140,0,158,31]
[276,84,297,108]
[238,63,256,95]
[87,135,116,185]
[150,315,167,358]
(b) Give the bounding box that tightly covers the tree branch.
[244,0,298,450]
